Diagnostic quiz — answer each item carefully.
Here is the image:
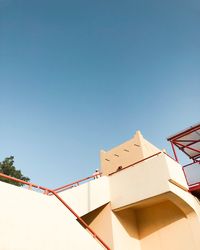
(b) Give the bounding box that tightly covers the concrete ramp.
[0,181,104,250]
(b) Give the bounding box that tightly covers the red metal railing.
[163,151,178,162]
[108,151,162,176]
[52,153,162,194]
[53,152,164,194]
[182,161,200,188]
[0,172,110,250]
[0,173,49,193]
[53,173,102,193]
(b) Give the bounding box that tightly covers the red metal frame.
[188,184,200,192]
[163,151,178,162]
[170,142,179,162]
[168,123,200,140]
[166,124,200,194]
[0,173,49,193]
[167,123,200,162]
[0,173,111,250]
[182,161,200,187]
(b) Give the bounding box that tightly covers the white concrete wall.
[163,154,188,188]
[111,210,141,250]
[109,153,190,210]
[0,181,105,250]
[59,176,110,216]
[110,153,170,210]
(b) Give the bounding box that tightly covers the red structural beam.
[174,141,200,154]
[167,123,200,161]
[188,184,200,192]
[169,140,200,161]
[0,172,111,250]
[183,160,200,168]
[170,142,179,162]
[168,123,200,141]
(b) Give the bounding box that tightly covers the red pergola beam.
[174,141,200,154]
[167,123,200,162]
[168,124,200,141]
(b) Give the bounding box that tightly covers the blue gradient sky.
[0,0,199,188]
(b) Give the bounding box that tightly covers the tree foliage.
[0,156,30,186]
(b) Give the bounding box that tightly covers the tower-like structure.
[100,130,160,176]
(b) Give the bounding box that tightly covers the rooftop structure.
[1,126,200,250]
[168,122,200,161]
[168,122,200,198]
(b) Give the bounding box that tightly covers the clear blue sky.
[0,0,199,188]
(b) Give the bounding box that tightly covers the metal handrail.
[0,172,49,193]
[53,173,102,193]
[163,151,178,162]
[52,152,162,193]
[0,172,110,250]
[109,151,162,176]
[182,161,200,187]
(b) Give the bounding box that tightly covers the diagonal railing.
[108,151,162,176]
[53,152,163,195]
[0,172,111,250]
[53,172,101,193]
[52,153,162,194]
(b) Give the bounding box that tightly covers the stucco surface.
[0,181,104,250]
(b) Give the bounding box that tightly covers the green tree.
[0,156,30,186]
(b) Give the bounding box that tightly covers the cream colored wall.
[111,209,141,250]
[59,176,110,216]
[82,203,141,250]
[0,181,104,250]
[168,181,200,218]
[136,200,198,250]
[164,154,188,188]
[100,138,144,176]
[100,131,160,176]
[109,191,200,250]
[168,182,200,248]
[110,153,170,210]
[109,152,191,210]
[82,204,114,249]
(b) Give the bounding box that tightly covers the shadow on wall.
[114,208,139,240]
[81,203,114,249]
[135,200,186,238]
[115,199,197,250]
[82,204,107,225]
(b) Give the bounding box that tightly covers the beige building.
[0,124,200,250]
